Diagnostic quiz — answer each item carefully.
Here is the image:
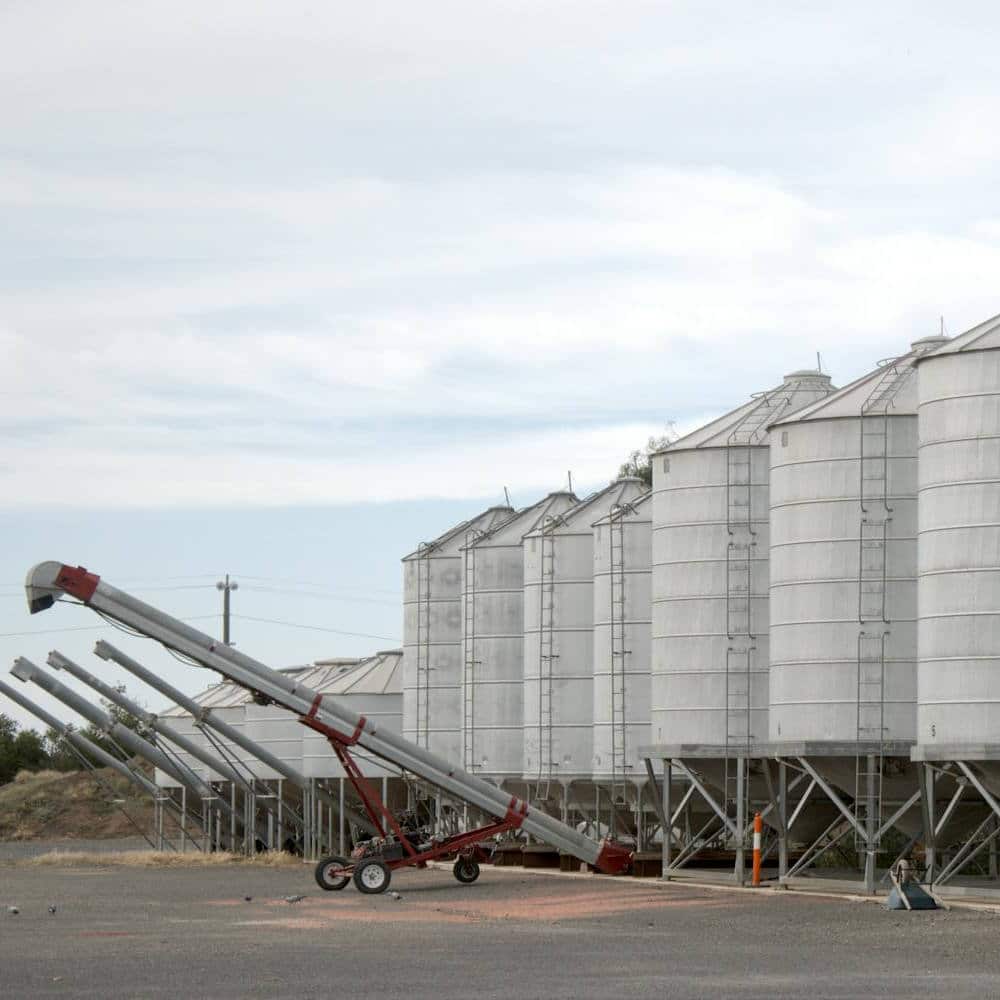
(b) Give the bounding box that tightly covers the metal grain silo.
[918,315,1000,746]
[460,493,578,782]
[301,651,403,780]
[522,478,646,796]
[769,337,946,744]
[402,505,514,761]
[592,492,652,796]
[651,371,834,750]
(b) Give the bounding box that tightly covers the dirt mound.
[0,767,157,841]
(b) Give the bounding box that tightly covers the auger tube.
[10,656,239,830]
[93,640,373,835]
[25,562,632,874]
[49,650,254,792]
[0,677,161,799]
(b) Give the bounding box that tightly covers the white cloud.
[0,421,665,508]
[2,2,1000,508]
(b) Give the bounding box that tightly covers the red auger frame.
[300,696,530,894]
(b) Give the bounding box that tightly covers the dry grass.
[13,768,65,784]
[23,849,305,869]
[0,766,157,841]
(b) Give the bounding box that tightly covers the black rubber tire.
[354,859,392,894]
[453,858,480,884]
[314,855,351,891]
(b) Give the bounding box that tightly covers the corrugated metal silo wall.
[769,414,918,742]
[919,347,1000,745]
[592,497,651,781]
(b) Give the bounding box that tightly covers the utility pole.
[216,574,238,644]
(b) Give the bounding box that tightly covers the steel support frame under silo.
[647,745,774,887]
[768,742,920,895]
[646,742,921,893]
[911,747,1000,896]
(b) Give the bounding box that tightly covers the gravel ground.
[1,857,998,999]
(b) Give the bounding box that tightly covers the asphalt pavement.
[1,860,998,999]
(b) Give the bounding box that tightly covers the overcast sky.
[2,2,999,729]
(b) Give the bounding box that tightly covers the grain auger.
[25,562,633,893]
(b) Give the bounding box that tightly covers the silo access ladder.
[608,503,632,816]
[854,357,916,850]
[24,562,635,893]
[414,543,433,750]
[536,518,558,800]
[462,529,485,773]
[722,390,790,829]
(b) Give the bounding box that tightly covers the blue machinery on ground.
[24,561,633,891]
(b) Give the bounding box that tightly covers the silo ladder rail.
[414,544,433,749]
[300,701,531,877]
[608,503,631,808]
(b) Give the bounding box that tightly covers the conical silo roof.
[917,312,1000,357]
[300,649,403,695]
[402,505,515,561]
[591,489,652,527]
[158,674,255,718]
[660,370,834,451]
[468,491,578,548]
[771,336,948,424]
[524,477,646,537]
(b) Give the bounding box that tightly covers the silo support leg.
[762,759,788,885]
[735,760,746,886]
[919,763,936,882]
[991,818,999,880]
[662,760,672,879]
[277,780,283,851]
[635,783,644,852]
[864,754,876,894]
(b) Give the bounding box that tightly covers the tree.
[618,425,677,488]
[44,728,85,773]
[0,712,50,784]
[78,686,147,760]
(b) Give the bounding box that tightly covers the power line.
[239,584,399,606]
[0,583,216,599]
[233,573,401,596]
[0,614,221,639]
[231,614,400,643]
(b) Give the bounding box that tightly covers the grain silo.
[769,337,946,744]
[763,339,950,884]
[592,492,652,808]
[301,650,403,781]
[917,315,1000,747]
[911,314,1000,886]
[522,478,646,811]
[650,370,834,750]
[402,505,514,762]
[299,651,406,846]
[460,493,578,785]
